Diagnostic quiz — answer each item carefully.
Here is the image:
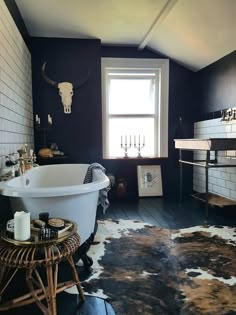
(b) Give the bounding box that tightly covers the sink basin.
[174,138,236,151]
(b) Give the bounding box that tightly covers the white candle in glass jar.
[14,211,31,241]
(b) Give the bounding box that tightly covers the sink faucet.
[17,149,26,174]
[17,145,36,174]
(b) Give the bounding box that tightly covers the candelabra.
[121,135,131,158]
[120,135,145,158]
[134,135,145,158]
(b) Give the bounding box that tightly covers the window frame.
[101,57,169,159]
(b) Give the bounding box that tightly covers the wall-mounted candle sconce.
[35,114,52,127]
[35,114,53,148]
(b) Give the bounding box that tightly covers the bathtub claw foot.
[77,232,94,269]
[81,254,93,269]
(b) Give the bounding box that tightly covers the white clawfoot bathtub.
[0,164,109,245]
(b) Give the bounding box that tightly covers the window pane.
[108,117,155,157]
[108,78,155,115]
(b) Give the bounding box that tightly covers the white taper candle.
[14,211,31,241]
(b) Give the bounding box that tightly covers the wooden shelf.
[36,156,69,165]
[175,138,236,221]
[192,192,236,207]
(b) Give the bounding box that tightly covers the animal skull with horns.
[42,62,90,114]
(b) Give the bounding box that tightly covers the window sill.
[103,156,168,160]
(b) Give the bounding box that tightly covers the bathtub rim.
[0,164,110,198]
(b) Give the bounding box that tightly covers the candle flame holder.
[121,143,131,158]
[134,143,145,158]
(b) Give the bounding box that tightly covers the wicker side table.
[0,220,85,315]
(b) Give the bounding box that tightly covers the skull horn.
[42,62,58,87]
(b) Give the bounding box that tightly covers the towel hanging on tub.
[83,163,110,213]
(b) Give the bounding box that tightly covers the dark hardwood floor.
[2,196,236,315]
[97,196,236,228]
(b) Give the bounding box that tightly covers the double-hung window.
[101,58,169,159]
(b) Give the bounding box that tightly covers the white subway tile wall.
[0,0,33,168]
[194,118,236,200]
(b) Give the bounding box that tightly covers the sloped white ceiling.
[15,0,236,71]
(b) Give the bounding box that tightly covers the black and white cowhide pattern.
[66,220,236,315]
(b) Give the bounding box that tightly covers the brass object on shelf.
[38,148,53,158]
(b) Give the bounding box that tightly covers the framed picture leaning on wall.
[137,165,163,197]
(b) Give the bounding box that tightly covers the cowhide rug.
[66,219,236,315]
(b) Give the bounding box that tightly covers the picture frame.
[137,165,163,197]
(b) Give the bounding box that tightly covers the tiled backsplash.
[194,118,236,200]
[0,0,33,169]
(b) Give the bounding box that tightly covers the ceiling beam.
[138,0,178,50]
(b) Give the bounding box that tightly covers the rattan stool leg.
[0,264,10,306]
[26,267,49,315]
[46,258,57,315]
[67,255,85,302]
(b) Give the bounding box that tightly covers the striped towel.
[83,163,110,213]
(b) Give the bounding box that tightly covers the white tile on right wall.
[193,118,236,201]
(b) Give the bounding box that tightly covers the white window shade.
[108,76,156,115]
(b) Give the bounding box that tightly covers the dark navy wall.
[30,38,102,163]
[30,40,195,198]
[198,50,236,115]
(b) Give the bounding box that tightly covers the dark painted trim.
[196,110,223,122]
[4,0,30,50]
